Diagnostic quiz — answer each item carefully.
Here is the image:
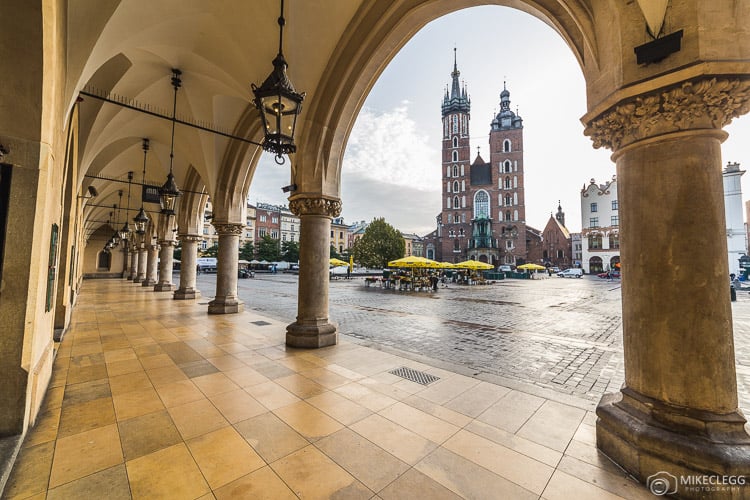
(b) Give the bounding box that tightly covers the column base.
[141,279,157,287]
[127,276,133,281]
[133,277,143,283]
[173,289,199,300]
[207,297,243,314]
[154,283,174,292]
[597,388,750,499]
[286,321,338,348]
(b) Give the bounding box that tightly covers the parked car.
[549,267,561,273]
[597,271,620,279]
[498,265,513,272]
[557,268,583,278]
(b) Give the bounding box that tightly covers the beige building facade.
[1,2,749,496]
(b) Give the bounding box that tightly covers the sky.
[249,5,749,235]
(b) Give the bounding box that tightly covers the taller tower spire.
[442,48,470,117]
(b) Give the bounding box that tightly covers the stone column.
[141,242,159,287]
[286,196,340,348]
[208,223,243,314]
[128,243,138,280]
[135,242,148,283]
[121,245,129,278]
[154,240,176,291]
[174,235,200,300]
[586,78,750,488]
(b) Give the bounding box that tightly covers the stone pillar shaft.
[135,247,147,283]
[128,247,138,280]
[142,244,159,287]
[286,196,340,348]
[208,224,243,314]
[175,235,200,300]
[154,241,175,291]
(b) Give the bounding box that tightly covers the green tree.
[201,244,219,258]
[352,218,404,268]
[173,245,182,261]
[330,244,341,260]
[281,240,300,262]
[256,235,281,261]
[239,240,255,260]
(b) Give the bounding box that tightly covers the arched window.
[453,181,459,192]
[452,115,458,133]
[97,250,111,270]
[505,211,511,221]
[513,210,518,221]
[453,214,460,223]
[453,196,460,209]
[454,239,460,251]
[452,136,458,148]
[474,191,489,219]
[503,139,511,152]
[503,160,511,173]
[427,247,435,260]
[504,194,512,206]
[504,177,511,189]
[453,165,459,177]
[589,256,604,273]
[452,151,458,162]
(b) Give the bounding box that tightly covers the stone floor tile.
[316,428,410,492]
[415,447,538,500]
[209,389,267,423]
[299,367,352,389]
[563,439,635,477]
[126,443,210,500]
[542,469,624,500]
[442,428,554,494]
[244,380,300,410]
[178,359,220,379]
[167,398,229,440]
[275,373,328,399]
[413,375,480,405]
[154,379,205,408]
[118,409,182,461]
[276,356,322,373]
[112,386,164,421]
[248,360,296,380]
[108,370,153,396]
[516,400,586,452]
[65,364,108,386]
[305,390,372,426]
[146,364,189,387]
[234,412,307,464]
[46,463,130,500]
[556,455,653,499]
[273,400,344,440]
[191,372,240,396]
[186,426,266,489]
[223,366,269,388]
[334,382,399,412]
[443,380,511,418]
[378,467,463,500]
[213,466,297,500]
[465,419,562,468]
[48,424,123,488]
[476,389,545,433]
[350,414,436,465]
[3,441,55,499]
[57,397,116,438]
[103,348,137,364]
[401,394,473,428]
[379,402,460,444]
[61,378,111,407]
[271,445,372,499]
[206,355,246,371]
[105,358,144,377]
[22,405,61,448]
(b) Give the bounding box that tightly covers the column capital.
[584,77,750,151]
[211,223,244,235]
[178,234,202,243]
[289,195,342,217]
[157,239,176,247]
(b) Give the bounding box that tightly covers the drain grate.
[251,320,271,326]
[389,366,440,386]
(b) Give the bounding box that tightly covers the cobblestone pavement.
[196,273,749,411]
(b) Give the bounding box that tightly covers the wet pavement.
[196,272,749,412]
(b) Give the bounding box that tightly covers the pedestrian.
[196,264,201,275]
[346,267,351,280]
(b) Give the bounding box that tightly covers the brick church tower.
[438,49,472,262]
[425,52,527,266]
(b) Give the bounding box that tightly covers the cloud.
[343,104,441,191]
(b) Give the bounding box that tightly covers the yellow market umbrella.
[439,262,456,269]
[455,260,494,270]
[517,263,547,271]
[388,256,438,268]
[329,258,349,267]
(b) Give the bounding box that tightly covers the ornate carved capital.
[178,234,202,243]
[289,196,342,217]
[211,223,244,236]
[584,77,750,151]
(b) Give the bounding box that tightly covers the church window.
[452,151,458,162]
[461,164,465,176]
[447,182,450,193]
[504,194,512,206]
[474,191,489,219]
[461,180,465,192]
[453,214,460,223]
[452,115,458,133]
[454,239,460,251]
[462,214,466,223]
[498,194,502,206]
[504,177,511,189]
[452,137,458,148]
[453,181,459,192]
[503,160,511,173]
[513,192,518,205]
[503,139,511,152]
[513,210,518,221]
[506,240,513,250]
[514,176,518,188]
[453,196,460,209]
[461,196,466,208]
[453,165,459,177]
[459,228,465,236]
[447,166,451,177]
[505,211,511,221]
[447,198,451,209]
